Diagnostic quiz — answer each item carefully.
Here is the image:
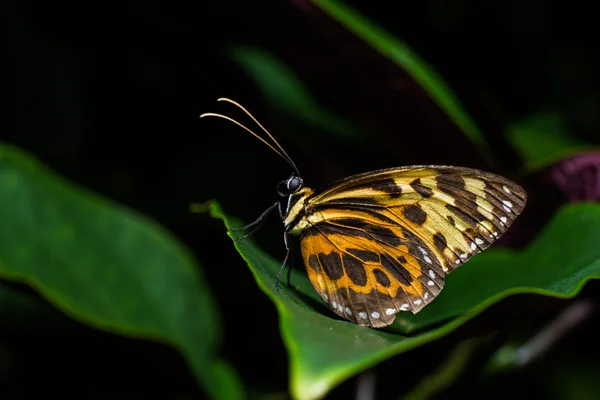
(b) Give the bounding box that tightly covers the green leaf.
[312,0,491,159]
[228,46,363,140]
[206,200,600,400]
[0,144,243,400]
[507,110,598,171]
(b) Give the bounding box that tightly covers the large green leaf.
[0,144,242,400]
[206,200,600,400]
[312,0,491,159]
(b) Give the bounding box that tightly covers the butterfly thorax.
[282,187,314,234]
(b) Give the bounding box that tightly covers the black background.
[3,0,600,398]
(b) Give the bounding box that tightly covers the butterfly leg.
[229,202,278,242]
[274,232,291,292]
[286,251,294,288]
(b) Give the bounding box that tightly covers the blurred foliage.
[508,111,595,172]
[3,0,600,399]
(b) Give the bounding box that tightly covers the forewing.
[308,166,526,275]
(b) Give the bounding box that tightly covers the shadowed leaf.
[0,144,243,400]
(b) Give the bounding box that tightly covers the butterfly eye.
[287,176,303,192]
[277,176,303,196]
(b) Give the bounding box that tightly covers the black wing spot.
[433,232,447,253]
[318,252,344,280]
[410,178,433,198]
[373,268,391,287]
[403,204,427,225]
[372,178,402,198]
[343,253,368,286]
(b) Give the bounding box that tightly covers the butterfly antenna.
[203,98,301,176]
[199,111,291,165]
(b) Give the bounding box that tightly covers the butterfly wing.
[298,166,526,328]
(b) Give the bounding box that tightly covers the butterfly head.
[277,175,304,197]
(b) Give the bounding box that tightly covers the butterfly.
[201,98,527,328]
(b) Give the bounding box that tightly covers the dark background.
[3,0,600,398]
